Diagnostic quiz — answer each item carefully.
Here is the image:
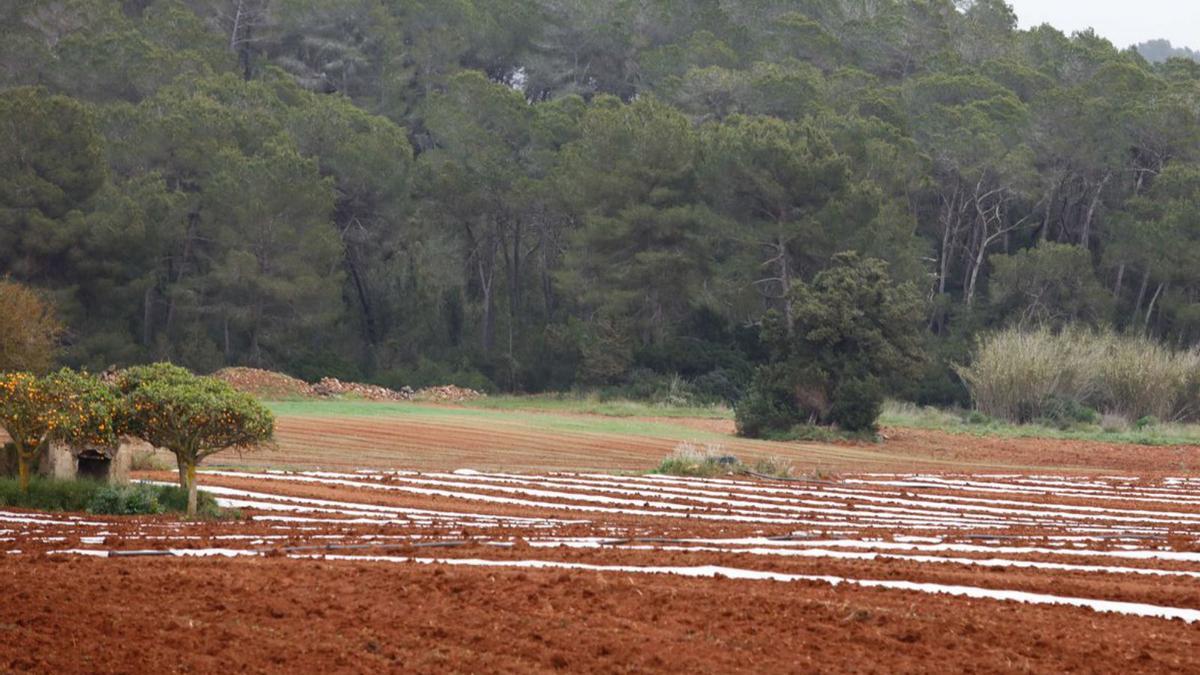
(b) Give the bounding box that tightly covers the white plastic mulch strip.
[586,471,1200,513]
[429,470,1200,527]
[842,476,1200,504]
[518,540,1200,579]
[197,469,1200,535]
[665,537,1200,563]
[634,472,1200,508]
[48,548,258,558]
[296,554,1200,624]
[204,470,1083,531]
[163,481,587,527]
[201,470,810,525]
[0,512,106,526]
[297,470,1037,528]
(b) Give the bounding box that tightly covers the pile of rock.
[209,366,481,404]
[312,377,414,402]
[212,368,316,399]
[414,385,486,403]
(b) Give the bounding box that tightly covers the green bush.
[1034,395,1100,430]
[691,367,750,405]
[0,477,102,511]
[88,484,164,515]
[654,442,740,477]
[770,424,878,443]
[829,377,884,432]
[0,477,231,518]
[966,410,992,425]
[154,483,229,519]
[734,365,807,438]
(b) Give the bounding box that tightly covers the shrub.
[774,424,878,443]
[750,456,794,478]
[958,327,1200,423]
[88,484,164,515]
[154,484,229,519]
[1095,337,1199,421]
[1035,395,1100,430]
[0,477,102,511]
[955,327,1099,423]
[738,253,923,438]
[655,442,739,477]
[965,410,992,425]
[828,377,884,432]
[734,365,807,438]
[691,367,750,405]
[0,478,230,517]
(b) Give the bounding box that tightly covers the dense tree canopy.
[2,0,1200,406]
[0,370,123,493]
[117,363,274,516]
[0,279,62,374]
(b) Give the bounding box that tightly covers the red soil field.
[5,554,1197,674]
[4,466,1200,672]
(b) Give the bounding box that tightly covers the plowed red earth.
[5,468,1200,672]
[254,409,1200,474]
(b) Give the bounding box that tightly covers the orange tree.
[0,370,122,493]
[116,364,273,517]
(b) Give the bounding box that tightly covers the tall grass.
[957,327,1200,423]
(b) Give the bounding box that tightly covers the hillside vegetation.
[3,1,1200,412]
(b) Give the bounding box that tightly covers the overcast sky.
[1005,0,1200,49]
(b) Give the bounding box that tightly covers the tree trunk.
[1133,269,1151,318]
[1113,263,1125,298]
[481,274,495,353]
[142,285,156,347]
[478,232,497,354]
[17,452,30,495]
[186,461,198,518]
[510,220,522,323]
[965,237,987,307]
[539,222,554,320]
[777,235,793,335]
[1144,282,1166,333]
[164,214,199,341]
[176,454,188,489]
[1039,179,1058,242]
[1080,173,1111,249]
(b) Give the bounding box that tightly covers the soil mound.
[213,368,316,399]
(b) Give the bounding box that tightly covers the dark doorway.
[77,451,111,481]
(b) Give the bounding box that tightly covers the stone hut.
[39,441,131,485]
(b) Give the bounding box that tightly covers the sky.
[1005,0,1200,50]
